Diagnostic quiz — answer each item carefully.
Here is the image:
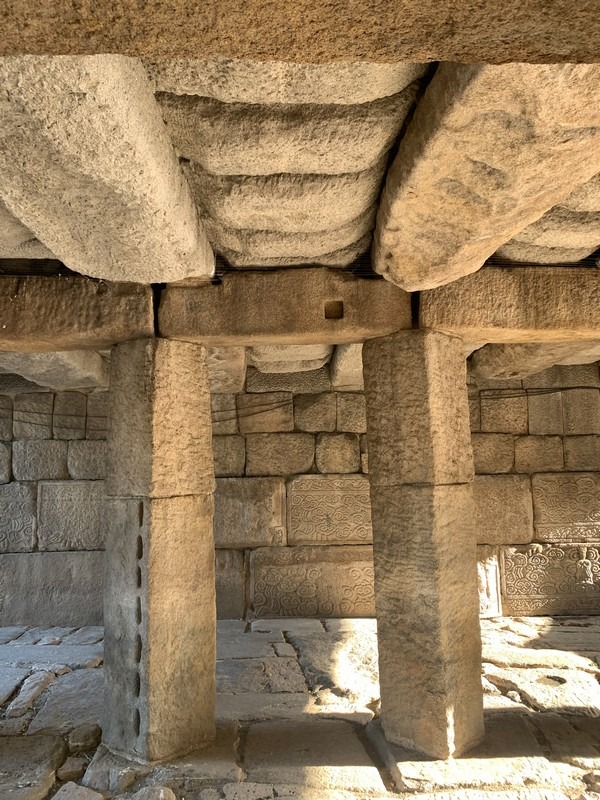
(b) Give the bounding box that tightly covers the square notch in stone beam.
[324,300,344,320]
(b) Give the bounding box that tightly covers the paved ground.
[1,617,600,799]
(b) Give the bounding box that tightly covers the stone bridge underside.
[1,10,600,777]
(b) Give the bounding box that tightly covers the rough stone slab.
[67,441,107,480]
[0,666,29,704]
[367,714,580,793]
[0,644,102,669]
[421,267,600,344]
[244,719,386,793]
[369,483,483,758]
[246,433,315,476]
[514,436,564,473]
[61,627,104,645]
[564,436,600,471]
[528,713,600,771]
[216,635,275,660]
[37,481,106,550]
[12,440,68,481]
[293,393,337,433]
[481,644,597,672]
[247,367,331,395]
[315,433,360,474]
[0,482,37,553]
[374,63,600,290]
[159,88,416,176]
[250,619,324,634]
[330,344,364,392]
[0,197,55,259]
[208,347,247,394]
[214,478,286,549]
[513,205,600,249]
[501,543,600,615]
[216,549,245,619]
[0,56,214,284]
[160,269,411,347]
[213,435,246,477]
[237,392,294,434]
[473,475,534,545]
[524,363,600,390]
[0,276,154,351]
[146,59,426,105]
[471,342,600,382]
[29,668,104,734]
[478,546,502,618]
[250,546,374,617]
[217,657,307,694]
[496,239,597,265]
[287,475,372,545]
[6,670,55,717]
[0,734,66,800]
[0,552,103,626]
[531,473,600,541]
[13,392,53,439]
[0,352,109,391]
[0,626,28,644]
[363,330,474,486]
[54,784,104,800]
[216,693,314,724]
[471,434,515,474]
[107,339,215,498]
[249,345,333,372]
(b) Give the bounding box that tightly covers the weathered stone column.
[103,338,216,762]
[363,329,483,759]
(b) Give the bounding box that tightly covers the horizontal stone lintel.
[420,267,600,344]
[159,269,412,346]
[0,276,154,351]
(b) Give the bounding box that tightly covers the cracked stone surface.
[1,619,600,798]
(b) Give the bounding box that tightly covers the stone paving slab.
[0,733,66,800]
[484,664,600,714]
[0,665,29,704]
[216,692,315,724]
[28,669,104,734]
[0,626,28,644]
[0,643,103,670]
[217,637,276,660]
[217,658,307,694]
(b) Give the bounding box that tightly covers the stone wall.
[0,361,598,624]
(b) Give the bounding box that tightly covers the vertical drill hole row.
[134,507,145,739]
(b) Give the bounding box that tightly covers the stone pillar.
[103,338,216,762]
[363,330,484,759]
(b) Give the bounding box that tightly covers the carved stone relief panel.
[477,545,502,618]
[532,472,600,542]
[501,542,600,615]
[0,482,36,553]
[250,545,374,617]
[37,480,105,550]
[287,475,372,545]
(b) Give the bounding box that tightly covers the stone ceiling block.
[512,206,600,250]
[563,172,600,213]
[249,345,333,374]
[471,342,600,381]
[0,276,154,352]
[330,344,364,391]
[0,352,109,390]
[0,55,214,283]
[158,86,418,176]
[0,199,55,259]
[207,347,247,393]
[421,267,600,344]
[160,269,411,346]
[218,233,374,269]
[494,241,597,265]
[373,63,600,290]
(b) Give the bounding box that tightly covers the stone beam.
[420,267,600,344]
[0,2,599,62]
[0,351,109,390]
[0,277,154,351]
[0,56,214,284]
[373,63,600,290]
[471,341,600,381]
[159,269,412,346]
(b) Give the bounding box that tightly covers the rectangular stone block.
[216,549,246,619]
[473,475,533,545]
[104,494,215,761]
[363,331,474,486]
[477,546,502,618]
[293,393,336,433]
[246,433,315,476]
[0,482,36,553]
[0,552,103,626]
[0,442,10,484]
[369,483,483,757]
[480,390,528,434]
[330,343,364,392]
[12,440,68,481]
[468,385,481,433]
[214,478,286,548]
[336,392,367,433]
[287,475,372,545]
[562,388,600,434]
[532,473,600,542]
[528,391,563,435]
[52,391,86,440]
[67,440,107,480]
[13,393,53,439]
[0,396,12,441]
[471,433,514,474]
[237,392,294,433]
[250,545,374,617]
[106,339,214,498]
[213,435,246,477]
[501,543,600,615]
[524,363,600,389]
[315,432,360,473]
[246,366,331,394]
[37,481,106,550]
[211,394,238,436]
[514,435,564,473]
[86,390,109,440]
[564,436,600,471]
